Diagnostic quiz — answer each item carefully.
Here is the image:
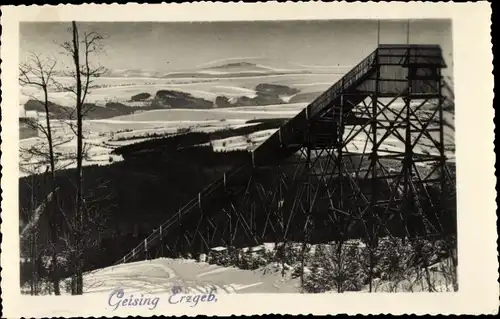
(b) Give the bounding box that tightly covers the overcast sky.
[20,20,453,74]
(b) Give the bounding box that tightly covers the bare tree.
[59,21,108,295]
[19,54,63,295]
[58,178,113,294]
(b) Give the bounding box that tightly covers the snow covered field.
[18,60,455,177]
[19,71,339,108]
[22,257,301,296]
[81,258,300,295]
[110,103,306,122]
[18,104,305,176]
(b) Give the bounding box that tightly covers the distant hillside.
[106,60,314,79]
[150,90,214,109]
[198,57,349,74]
[162,70,310,79]
[203,62,276,73]
[24,99,136,120]
[99,57,352,79]
[22,81,304,120]
[106,69,164,78]
[106,66,309,79]
[215,83,300,108]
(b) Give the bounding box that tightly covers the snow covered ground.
[23,239,456,296]
[211,129,278,152]
[21,257,301,296]
[84,258,299,294]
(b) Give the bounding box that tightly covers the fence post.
[144,238,148,260]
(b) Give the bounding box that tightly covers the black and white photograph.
[18,18,459,295]
[1,2,496,317]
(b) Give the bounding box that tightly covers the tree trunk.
[43,86,61,295]
[30,234,37,295]
[71,20,85,295]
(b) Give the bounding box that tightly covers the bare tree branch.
[19,51,63,295]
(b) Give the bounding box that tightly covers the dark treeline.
[113,119,288,159]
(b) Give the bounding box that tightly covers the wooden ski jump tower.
[117,44,455,264]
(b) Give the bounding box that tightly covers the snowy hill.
[103,58,350,79]
[203,62,278,74]
[197,57,352,74]
[22,257,300,295]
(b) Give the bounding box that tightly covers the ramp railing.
[254,47,378,161]
[115,166,247,265]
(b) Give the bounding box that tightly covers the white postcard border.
[1,2,496,317]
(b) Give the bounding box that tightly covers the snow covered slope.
[78,258,300,295]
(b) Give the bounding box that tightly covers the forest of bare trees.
[19,21,109,295]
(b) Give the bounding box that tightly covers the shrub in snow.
[302,243,367,293]
[273,242,298,266]
[366,238,414,282]
[239,250,252,270]
[358,237,458,292]
[291,265,303,279]
[208,247,239,267]
[302,264,326,293]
